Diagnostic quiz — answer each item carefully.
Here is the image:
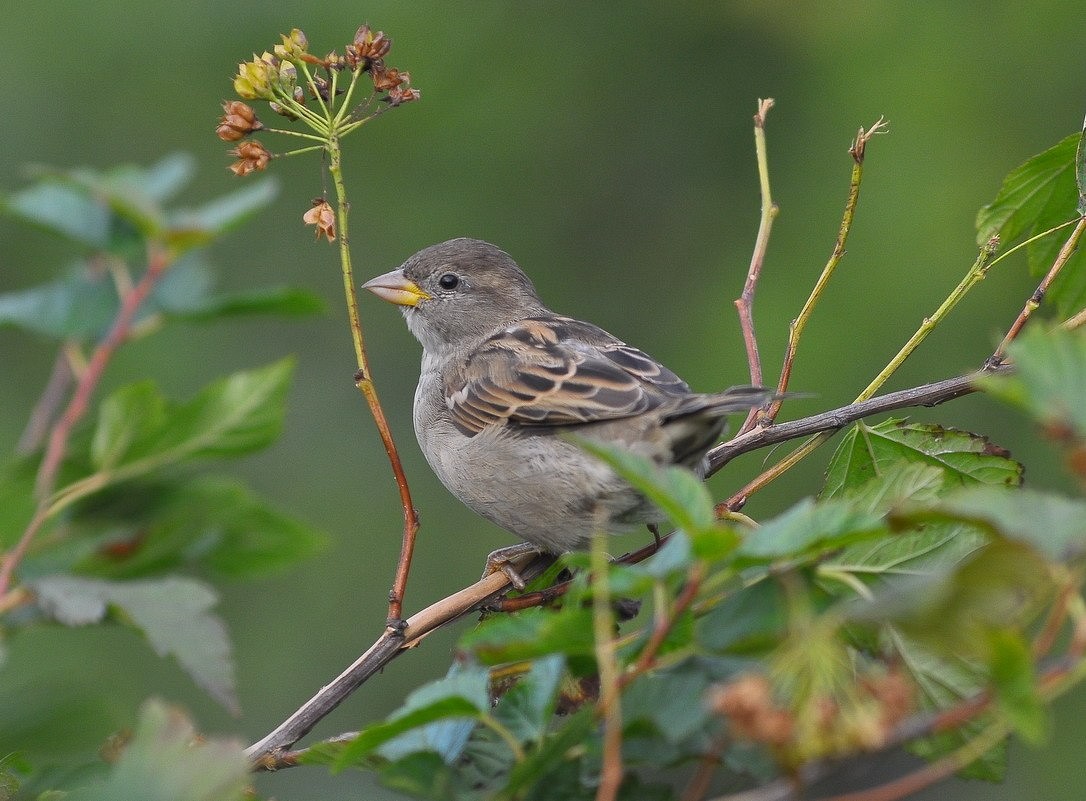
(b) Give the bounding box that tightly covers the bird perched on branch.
[364,238,769,585]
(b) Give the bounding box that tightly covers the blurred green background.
[2,1,1085,798]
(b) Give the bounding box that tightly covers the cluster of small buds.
[707,666,916,763]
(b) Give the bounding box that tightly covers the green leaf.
[622,666,709,744]
[32,576,238,713]
[0,459,39,550]
[146,252,322,323]
[0,265,117,339]
[916,485,1086,562]
[0,256,317,342]
[74,476,326,579]
[640,530,692,578]
[166,178,278,250]
[335,665,489,769]
[893,632,1007,781]
[822,420,1022,499]
[979,326,1086,441]
[378,752,458,801]
[492,655,565,744]
[848,538,1050,656]
[84,359,293,487]
[571,436,717,535]
[735,498,885,563]
[988,629,1047,745]
[87,700,249,801]
[91,381,166,470]
[819,465,987,583]
[335,697,481,769]
[698,578,789,654]
[503,708,595,797]
[1,182,111,247]
[137,153,197,203]
[976,132,1086,314]
[461,607,597,664]
[168,285,325,320]
[976,133,1078,248]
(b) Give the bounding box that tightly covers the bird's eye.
[438,273,460,290]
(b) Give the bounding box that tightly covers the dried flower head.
[370,65,407,92]
[345,24,392,69]
[386,85,421,107]
[228,140,272,176]
[303,199,336,242]
[215,100,264,141]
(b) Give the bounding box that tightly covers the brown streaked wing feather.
[445,316,691,435]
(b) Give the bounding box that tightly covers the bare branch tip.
[754,98,776,127]
[850,117,890,163]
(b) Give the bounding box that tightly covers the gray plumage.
[364,238,769,553]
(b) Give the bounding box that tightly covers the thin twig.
[989,214,1086,365]
[761,119,887,426]
[0,246,170,599]
[619,563,704,690]
[735,98,778,437]
[245,550,552,761]
[722,234,1000,512]
[16,349,73,455]
[326,139,421,626]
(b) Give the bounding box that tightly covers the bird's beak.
[362,269,431,307]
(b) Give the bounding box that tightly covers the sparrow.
[364,238,769,580]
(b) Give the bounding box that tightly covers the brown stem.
[327,139,420,625]
[618,563,704,690]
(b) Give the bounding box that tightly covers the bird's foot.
[482,542,543,591]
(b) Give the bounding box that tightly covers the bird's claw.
[482,543,542,591]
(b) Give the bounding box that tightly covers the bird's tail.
[666,385,777,421]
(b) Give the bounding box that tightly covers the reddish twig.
[988,214,1086,366]
[619,563,704,690]
[735,99,777,435]
[0,246,170,599]
[16,348,73,455]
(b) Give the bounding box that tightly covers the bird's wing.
[444,316,692,435]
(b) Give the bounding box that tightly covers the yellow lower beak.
[363,269,431,307]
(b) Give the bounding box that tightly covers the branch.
[707,363,1011,476]
[734,98,778,420]
[247,363,1015,765]
[246,550,554,762]
[326,141,421,626]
